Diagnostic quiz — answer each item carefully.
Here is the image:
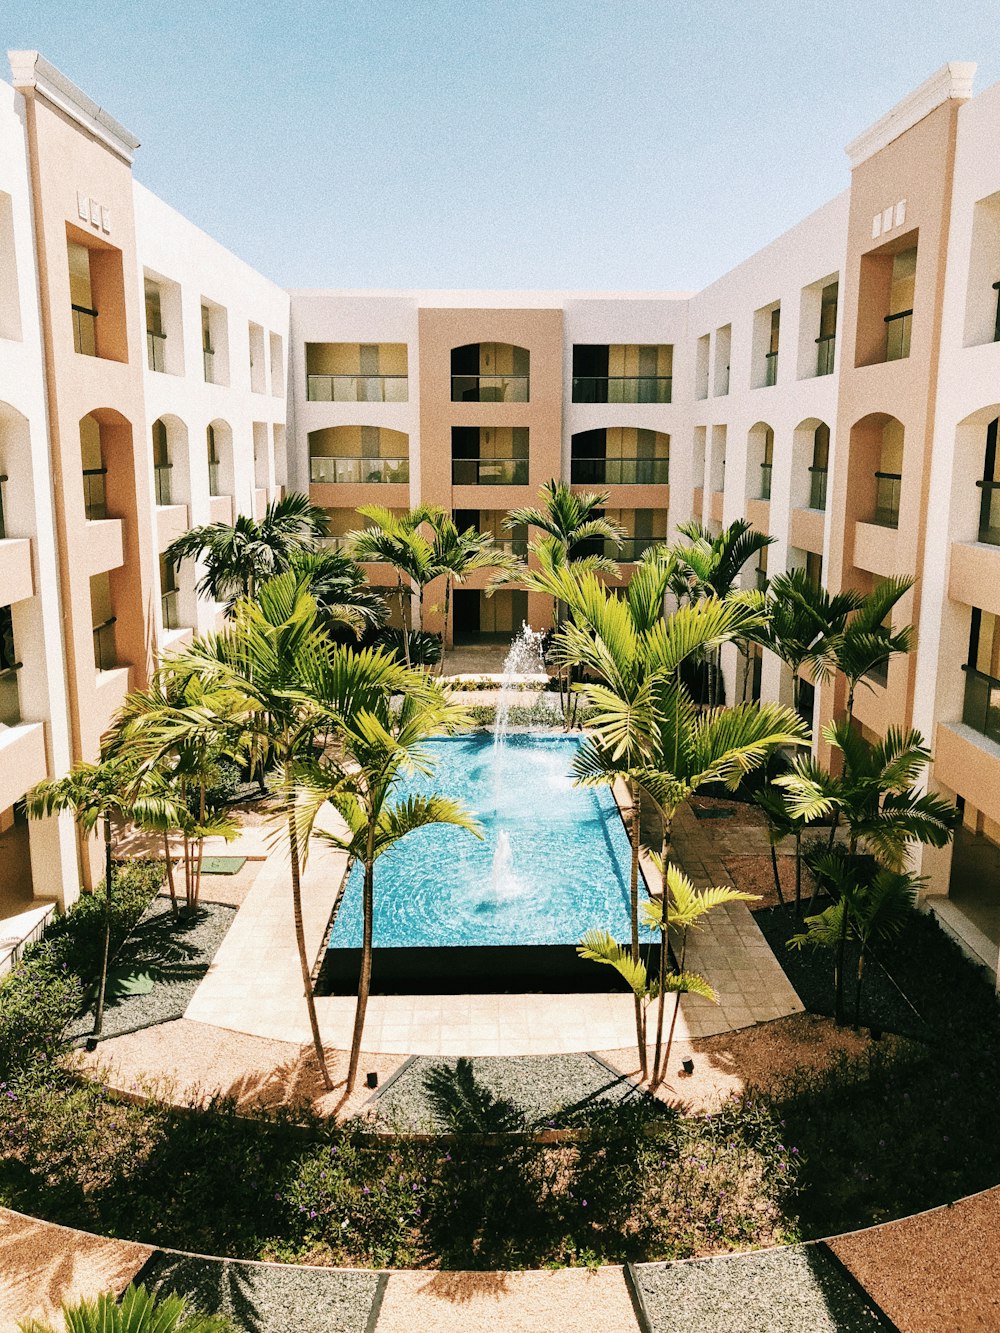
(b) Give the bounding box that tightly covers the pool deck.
[183,800,802,1057]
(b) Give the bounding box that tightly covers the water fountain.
[487,828,523,901]
[492,622,547,751]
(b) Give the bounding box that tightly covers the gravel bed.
[632,1245,892,1332]
[135,1251,382,1333]
[66,896,236,1045]
[364,1053,648,1131]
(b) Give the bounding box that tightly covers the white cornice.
[8,50,140,163]
[845,61,976,169]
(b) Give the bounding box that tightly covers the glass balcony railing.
[576,536,660,562]
[320,536,389,562]
[492,537,529,556]
[83,468,108,521]
[72,304,97,357]
[977,478,1000,545]
[0,474,7,538]
[873,471,902,528]
[816,333,836,376]
[93,617,117,672]
[208,460,221,497]
[962,665,1000,746]
[452,457,529,485]
[884,309,912,362]
[571,375,672,404]
[569,457,669,485]
[154,463,172,506]
[808,466,828,511]
[759,462,773,501]
[203,346,215,383]
[161,589,180,632]
[146,328,167,373]
[451,374,529,403]
[309,457,409,485]
[0,663,22,727]
[306,374,408,403]
[763,350,778,387]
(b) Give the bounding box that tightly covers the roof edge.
[845,61,976,169]
[8,49,140,163]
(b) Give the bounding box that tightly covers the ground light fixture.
[681,1058,695,1075]
[366,1071,379,1089]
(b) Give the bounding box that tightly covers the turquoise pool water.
[326,733,648,951]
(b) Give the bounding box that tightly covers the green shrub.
[375,628,442,666]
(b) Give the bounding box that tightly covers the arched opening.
[207,419,234,502]
[846,413,905,532]
[791,418,830,512]
[151,415,190,508]
[451,343,529,402]
[746,422,774,502]
[307,426,409,485]
[570,427,669,486]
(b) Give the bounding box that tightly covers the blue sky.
[5,1,998,291]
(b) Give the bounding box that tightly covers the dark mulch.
[135,1250,382,1333]
[66,896,236,1046]
[632,1244,894,1332]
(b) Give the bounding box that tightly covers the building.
[2,51,1000,981]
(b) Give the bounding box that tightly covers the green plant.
[19,1283,234,1332]
[375,627,442,666]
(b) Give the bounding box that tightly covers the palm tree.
[506,479,625,566]
[753,786,812,913]
[19,1283,234,1333]
[165,491,328,610]
[295,679,480,1097]
[25,756,176,1038]
[164,575,416,1089]
[427,512,520,672]
[831,576,914,725]
[289,546,388,639]
[348,505,444,665]
[759,568,862,717]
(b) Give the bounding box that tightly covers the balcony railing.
[884,309,912,362]
[977,477,1000,545]
[571,375,672,404]
[451,374,529,403]
[161,589,180,632]
[759,462,772,501]
[0,474,6,538]
[763,350,778,387]
[755,568,769,592]
[320,536,389,562]
[83,468,108,521]
[208,460,221,497]
[576,536,660,562]
[72,304,97,357]
[808,466,828,511]
[0,662,22,727]
[146,328,167,373]
[492,537,528,556]
[154,463,172,506]
[570,457,669,485]
[962,664,1000,746]
[452,457,529,486]
[873,471,902,528]
[816,333,836,376]
[93,617,117,672]
[309,456,409,485]
[203,346,215,383]
[306,374,408,403]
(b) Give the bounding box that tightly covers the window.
[760,429,774,500]
[712,325,731,396]
[817,281,838,375]
[202,305,215,382]
[152,419,171,505]
[308,426,410,484]
[160,554,179,630]
[695,334,709,400]
[306,343,408,401]
[963,608,1000,743]
[570,428,669,485]
[452,426,529,484]
[809,424,830,510]
[571,345,672,403]
[145,282,167,372]
[201,300,230,385]
[207,425,221,496]
[67,230,127,363]
[885,249,916,361]
[752,303,780,388]
[978,418,1000,545]
[873,420,904,528]
[452,344,529,403]
[0,604,21,726]
[962,191,1000,347]
[855,233,917,367]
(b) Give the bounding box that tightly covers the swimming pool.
[321,733,653,993]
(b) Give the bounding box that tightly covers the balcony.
[83,467,107,521]
[808,466,828,511]
[154,462,172,506]
[72,304,97,357]
[577,536,659,563]
[155,503,188,554]
[0,717,46,813]
[978,478,1000,545]
[451,374,529,403]
[759,462,773,501]
[306,374,408,403]
[816,333,836,377]
[963,665,1000,746]
[146,328,167,373]
[93,617,117,672]
[571,375,671,404]
[789,506,825,555]
[309,457,409,485]
[83,518,124,577]
[452,458,529,486]
[763,351,778,387]
[935,720,1000,830]
[208,495,233,525]
[570,457,669,485]
[873,471,901,528]
[0,537,34,606]
[161,589,180,632]
[0,662,21,726]
[884,309,912,362]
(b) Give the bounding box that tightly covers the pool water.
[326,733,650,951]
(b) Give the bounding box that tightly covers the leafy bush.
[19,1282,234,1332]
[375,628,442,666]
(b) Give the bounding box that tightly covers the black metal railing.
[92,617,117,672]
[0,474,7,539]
[962,664,1000,746]
[759,462,773,501]
[306,373,408,403]
[452,374,529,403]
[577,536,660,562]
[571,375,672,404]
[977,477,1000,545]
[309,457,409,485]
[884,309,912,362]
[816,332,836,376]
[154,462,172,506]
[808,465,828,511]
[146,328,167,373]
[83,467,108,521]
[0,662,22,727]
[72,304,97,357]
[763,350,778,386]
[451,457,529,486]
[161,589,180,632]
[873,471,902,528]
[569,457,669,485]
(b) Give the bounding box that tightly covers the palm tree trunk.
[660,937,687,1088]
[346,825,377,1096]
[163,833,178,920]
[627,778,647,1080]
[769,840,785,905]
[286,762,332,1090]
[834,894,850,1027]
[440,576,451,676]
[854,950,865,1028]
[397,575,410,667]
[794,830,802,915]
[651,815,672,1086]
[93,815,113,1039]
